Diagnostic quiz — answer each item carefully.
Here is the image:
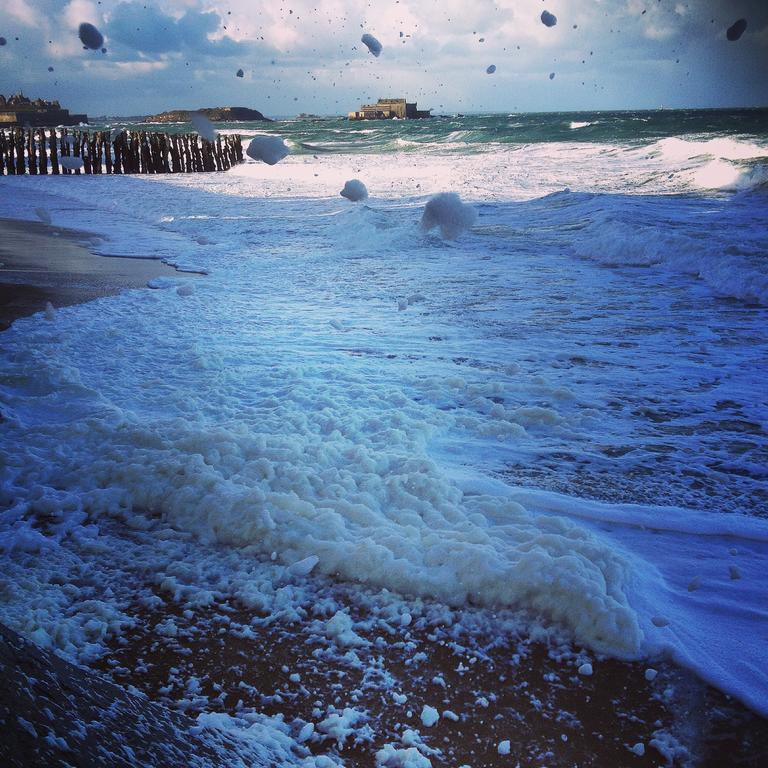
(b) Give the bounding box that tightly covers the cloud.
[106,1,241,57]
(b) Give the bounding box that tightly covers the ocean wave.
[567,196,768,305]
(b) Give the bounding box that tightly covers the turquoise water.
[93,107,768,154]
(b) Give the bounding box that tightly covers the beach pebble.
[498,740,511,755]
[190,112,216,143]
[298,722,314,742]
[486,64,496,74]
[246,135,290,165]
[726,19,747,41]
[361,33,382,57]
[645,668,658,681]
[420,705,439,727]
[340,179,368,201]
[630,742,645,756]
[541,11,558,28]
[78,22,104,50]
[578,662,593,676]
[420,192,476,239]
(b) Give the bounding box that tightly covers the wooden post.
[180,135,190,172]
[37,129,48,174]
[90,132,100,174]
[49,129,59,174]
[103,132,112,174]
[0,130,6,175]
[27,129,38,175]
[111,133,121,174]
[192,135,203,172]
[73,132,82,175]
[60,129,70,175]
[129,132,139,173]
[81,132,92,174]
[15,129,25,174]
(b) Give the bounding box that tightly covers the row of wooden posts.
[0,127,244,175]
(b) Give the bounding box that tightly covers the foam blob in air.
[60,156,84,170]
[236,68,244,78]
[78,22,104,50]
[246,135,290,165]
[340,179,368,201]
[35,207,52,225]
[486,64,496,74]
[361,33,382,57]
[190,112,217,143]
[541,11,557,28]
[726,19,747,41]
[420,193,477,239]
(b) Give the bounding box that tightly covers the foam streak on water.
[1,112,767,717]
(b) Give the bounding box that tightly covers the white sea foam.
[0,125,766,719]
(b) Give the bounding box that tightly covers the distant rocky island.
[146,106,271,123]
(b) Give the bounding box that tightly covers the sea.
[1,108,767,733]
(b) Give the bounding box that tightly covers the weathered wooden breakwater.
[0,128,243,175]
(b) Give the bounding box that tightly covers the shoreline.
[0,217,187,331]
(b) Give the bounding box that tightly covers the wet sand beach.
[0,217,184,331]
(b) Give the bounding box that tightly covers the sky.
[0,0,766,117]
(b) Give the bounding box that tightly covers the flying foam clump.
[361,33,382,57]
[420,193,476,239]
[190,112,217,143]
[541,11,557,28]
[246,135,289,165]
[340,179,368,201]
[60,156,84,170]
[726,19,747,41]
[78,22,104,50]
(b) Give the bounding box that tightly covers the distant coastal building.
[348,98,431,121]
[0,92,88,127]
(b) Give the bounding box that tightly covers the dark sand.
[0,217,186,331]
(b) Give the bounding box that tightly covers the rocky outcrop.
[146,106,271,123]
